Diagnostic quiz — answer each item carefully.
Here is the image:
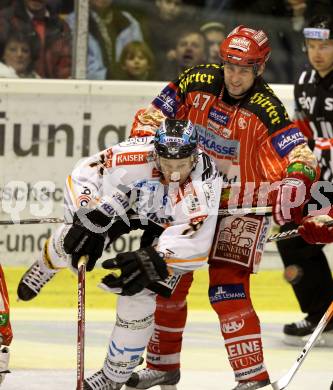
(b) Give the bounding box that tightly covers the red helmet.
[220,25,271,67]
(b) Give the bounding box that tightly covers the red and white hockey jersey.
[130,64,318,207]
[63,137,221,274]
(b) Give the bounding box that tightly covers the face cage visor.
[154,142,198,159]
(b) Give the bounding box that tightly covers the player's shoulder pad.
[243,78,292,134]
[176,64,223,96]
[117,136,155,149]
[108,137,155,165]
[89,138,154,173]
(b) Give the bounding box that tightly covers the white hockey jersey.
[64,137,221,274]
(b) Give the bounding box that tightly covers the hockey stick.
[218,206,272,216]
[0,206,273,225]
[0,217,65,225]
[267,219,333,243]
[2,208,332,245]
[76,256,87,390]
[261,301,333,390]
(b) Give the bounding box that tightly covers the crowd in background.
[0,0,332,83]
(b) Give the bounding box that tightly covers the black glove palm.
[63,208,111,271]
[101,247,169,296]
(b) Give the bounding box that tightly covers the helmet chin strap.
[154,152,162,171]
[191,152,198,164]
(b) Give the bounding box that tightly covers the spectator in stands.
[86,34,107,80]
[0,29,40,78]
[159,29,207,80]
[286,0,307,32]
[200,21,226,63]
[66,11,107,80]
[144,0,194,80]
[202,0,333,83]
[66,6,107,81]
[119,41,155,81]
[285,0,333,32]
[0,0,72,79]
[67,0,143,80]
[156,0,184,20]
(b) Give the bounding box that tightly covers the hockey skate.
[231,379,270,390]
[125,368,180,390]
[17,260,56,301]
[84,369,123,390]
[283,318,333,347]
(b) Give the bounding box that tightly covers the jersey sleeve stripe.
[166,255,208,264]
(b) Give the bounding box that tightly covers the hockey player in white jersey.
[17,118,221,389]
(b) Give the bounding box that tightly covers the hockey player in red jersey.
[0,265,12,385]
[126,25,319,390]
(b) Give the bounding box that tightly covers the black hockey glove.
[106,217,148,248]
[101,247,169,296]
[63,208,111,271]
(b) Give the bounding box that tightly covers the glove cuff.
[75,208,112,228]
[287,161,317,183]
